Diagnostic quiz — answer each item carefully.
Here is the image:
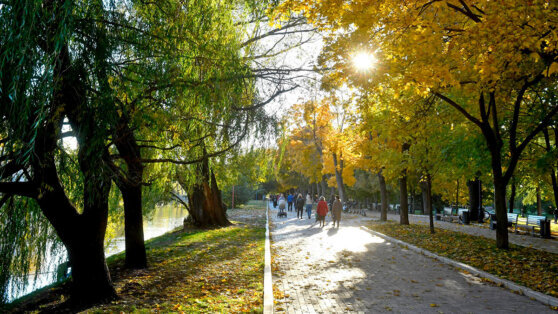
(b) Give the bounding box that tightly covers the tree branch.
[0,182,38,198]
[234,84,299,111]
[433,92,482,127]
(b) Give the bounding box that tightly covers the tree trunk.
[478,179,483,223]
[421,182,428,215]
[410,186,414,213]
[113,119,147,269]
[455,179,460,211]
[543,127,558,208]
[321,176,327,199]
[467,178,480,221]
[332,153,346,204]
[55,42,117,304]
[66,228,116,305]
[427,174,434,234]
[182,156,230,228]
[399,172,409,225]
[36,177,117,306]
[33,139,117,306]
[378,171,388,221]
[537,185,542,215]
[508,176,516,214]
[494,179,509,249]
[421,175,434,234]
[121,186,147,269]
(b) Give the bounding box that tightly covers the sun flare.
[351,51,376,72]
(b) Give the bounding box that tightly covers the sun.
[351,51,376,72]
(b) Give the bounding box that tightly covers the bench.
[440,207,457,222]
[489,213,518,231]
[515,215,547,236]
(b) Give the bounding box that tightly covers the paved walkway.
[269,206,554,313]
[369,212,558,254]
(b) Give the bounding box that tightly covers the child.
[316,196,329,227]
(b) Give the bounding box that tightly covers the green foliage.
[222,183,256,209]
[9,208,266,312]
[0,197,64,304]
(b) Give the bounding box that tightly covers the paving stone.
[269,204,554,313]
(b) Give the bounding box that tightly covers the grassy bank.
[367,221,558,299]
[7,207,266,313]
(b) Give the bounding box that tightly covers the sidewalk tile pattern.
[270,205,554,313]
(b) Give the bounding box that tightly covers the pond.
[5,203,188,303]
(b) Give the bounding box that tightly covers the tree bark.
[113,118,147,269]
[332,153,346,204]
[51,38,117,304]
[536,185,542,215]
[321,176,327,199]
[378,171,388,221]
[494,178,509,248]
[34,158,117,306]
[421,182,428,215]
[181,155,230,227]
[467,178,480,221]
[553,127,558,208]
[508,176,516,214]
[455,179,460,211]
[543,127,558,208]
[120,186,147,269]
[421,175,434,234]
[399,142,410,224]
[427,174,434,234]
[65,218,116,305]
[399,172,409,225]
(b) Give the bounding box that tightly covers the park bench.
[515,215,547,236]
[440,207,459,222]
[489,213,518,231]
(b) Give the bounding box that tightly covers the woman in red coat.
[316,196,329,227]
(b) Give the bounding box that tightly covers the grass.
[367,221,558,299]
[7,206,266,313]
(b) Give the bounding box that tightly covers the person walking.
[331,195,343,228]
[305,193,313,219]
[295,194,305,219]
[287,193,294,212]
[553,206,558,224]
[316,196,329,227]
[272,194,278,209]
[278,194,286,213]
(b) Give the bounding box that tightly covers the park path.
[368,212,558,254]
[269,204,554,313]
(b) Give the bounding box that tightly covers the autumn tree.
[277,0,558,249]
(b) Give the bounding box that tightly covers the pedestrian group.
[269,192,342,228]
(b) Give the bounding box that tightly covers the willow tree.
[102,0,255,268]
[0,0,120,305]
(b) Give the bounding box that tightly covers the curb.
[360,226,558,308]
[263,205,273,313]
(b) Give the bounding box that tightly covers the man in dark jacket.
[295,194,305,219]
